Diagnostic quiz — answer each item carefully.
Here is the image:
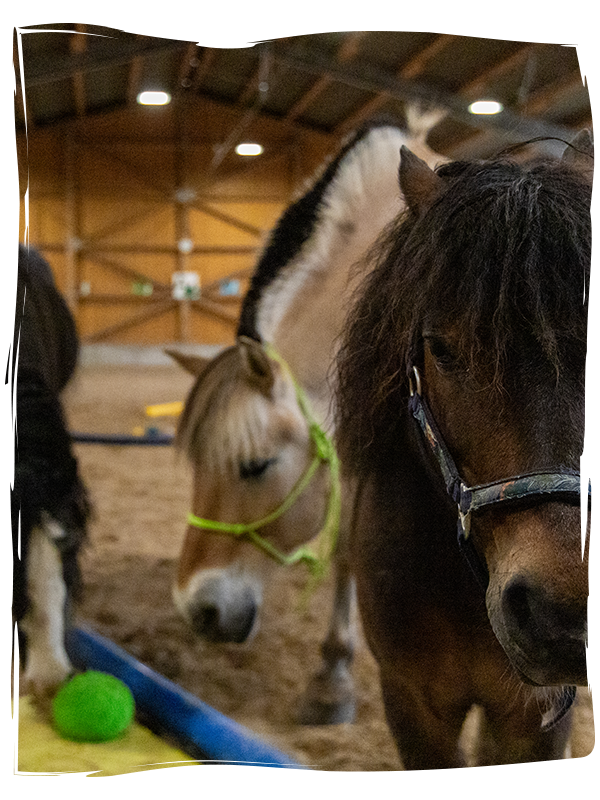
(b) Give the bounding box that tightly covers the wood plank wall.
[17,97,333,346]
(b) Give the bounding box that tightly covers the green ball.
[52,671,135,742]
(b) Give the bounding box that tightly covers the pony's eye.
[239,458,276,480]
[426,337,459,371]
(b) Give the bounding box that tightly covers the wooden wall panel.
[16,95,338,346]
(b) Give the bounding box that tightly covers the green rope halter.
[186,342,342,584]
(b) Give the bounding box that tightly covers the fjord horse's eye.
[239,458,277,480]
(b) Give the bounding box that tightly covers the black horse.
[12,245,90,705]
[336,132,592,767]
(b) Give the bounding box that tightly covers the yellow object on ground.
[145,401,184,418]
[17,696,199,776]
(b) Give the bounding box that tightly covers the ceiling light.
[235,142,263,157]
[137,91,171,106]
[468,100,504,115]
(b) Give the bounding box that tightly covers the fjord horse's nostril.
[190,596,257,643]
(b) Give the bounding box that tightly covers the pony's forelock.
[336,154,592,472]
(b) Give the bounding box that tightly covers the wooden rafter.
[70,25,87,117]
[286,32,368,123]
[127,55,146,105]
[460,43,535,100]
[4,23,35,131]
[334,34,457,135]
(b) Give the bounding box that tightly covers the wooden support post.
[174,95,192,343]
[64,136,79,314]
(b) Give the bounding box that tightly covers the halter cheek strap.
[408,366,583,569]
[186,344,342,584]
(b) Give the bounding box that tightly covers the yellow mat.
[17,696,200,776]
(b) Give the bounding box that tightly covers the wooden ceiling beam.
[459,43,535,100]
[19,36,189,88]
[522,72,587,116]
[4,23,35,131]
[127,55,145,105]
[334,34,456,135]
[70,25,88,117]
[286,32,368,123]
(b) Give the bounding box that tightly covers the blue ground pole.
[66,625,304,768]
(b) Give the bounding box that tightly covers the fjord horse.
[169,113,447,724]
[335,133,592,766]
[12,245,90,705]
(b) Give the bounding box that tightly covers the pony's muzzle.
[174,569,261,644]
[501,575,587,686]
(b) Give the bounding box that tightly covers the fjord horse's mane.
[238,118,407,342]
[336,155,592,474]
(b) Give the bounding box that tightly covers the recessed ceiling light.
[137,91,171,106]
[468,100,504,116]
[235,142,263,156]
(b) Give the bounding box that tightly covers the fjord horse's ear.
[398,145,445,216]
[562,129,594,175]
[238,336,275,397]
[165,348,211,377]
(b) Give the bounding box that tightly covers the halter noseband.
[408,365,584,587]
[186,344,341,583]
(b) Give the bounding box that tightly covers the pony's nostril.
[503,578,533,632]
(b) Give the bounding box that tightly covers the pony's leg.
[21,520,73,710]
[296,551,356,725]
[379,669,468,769]
[474,703,573,765]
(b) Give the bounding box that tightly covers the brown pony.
[169,112,447,725]
[335,132,592,766]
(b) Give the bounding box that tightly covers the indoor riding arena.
[12,24,594,777]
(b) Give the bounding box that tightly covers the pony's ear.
[238,336,275,396]
[165,348,211,377]
[398,145,445,216]
[562,129,594,173]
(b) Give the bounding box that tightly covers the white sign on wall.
[172,271,201,300]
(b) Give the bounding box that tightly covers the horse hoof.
[296,696,356,726]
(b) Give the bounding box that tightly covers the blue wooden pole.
[66,625,304,769]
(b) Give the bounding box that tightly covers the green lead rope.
[186,342,342,588]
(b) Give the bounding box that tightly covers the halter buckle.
[409,366,422,397]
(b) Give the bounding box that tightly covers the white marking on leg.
[22,521,72,696]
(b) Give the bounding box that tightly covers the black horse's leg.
[379,668,469,769]
[296,537,356,725]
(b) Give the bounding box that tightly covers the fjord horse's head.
[337,132,592,688]
[170,338,334,643]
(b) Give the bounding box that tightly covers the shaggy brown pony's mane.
[335,154,592,474]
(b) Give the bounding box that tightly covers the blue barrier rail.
[71,432,174,446]
[66,625,304,769]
